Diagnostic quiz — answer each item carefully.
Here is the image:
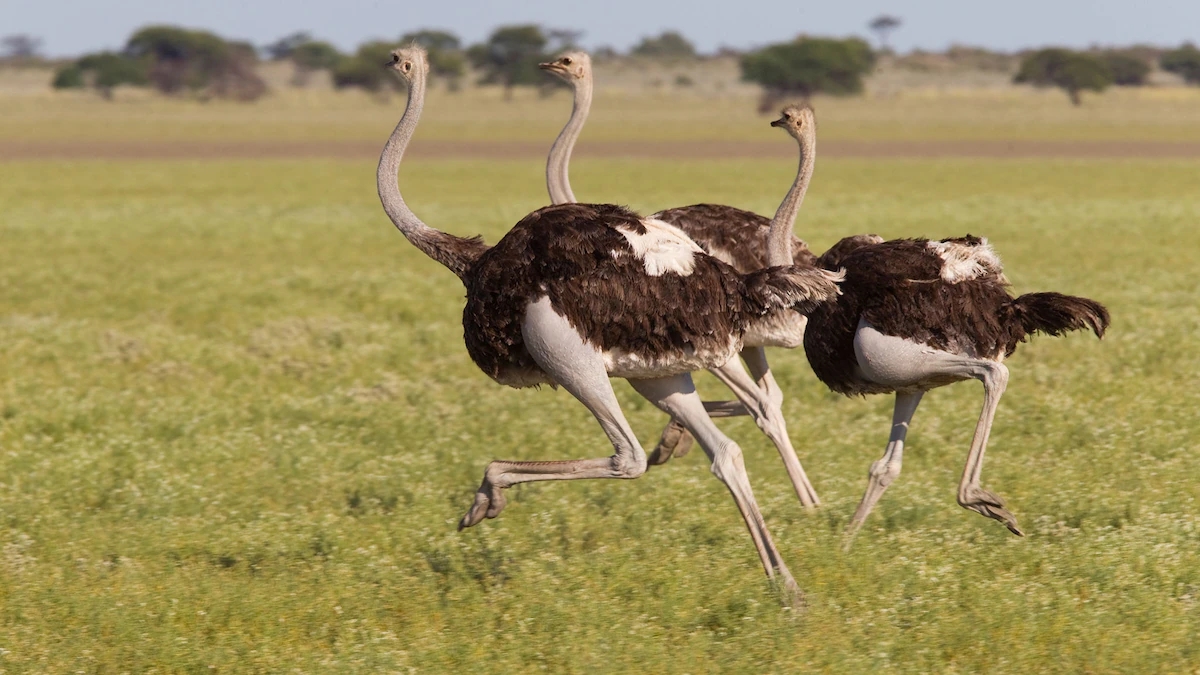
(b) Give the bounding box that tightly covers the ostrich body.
[378,47,842,595]
[805,233,1109,536]
[540,52,826,509]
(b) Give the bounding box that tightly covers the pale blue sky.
[8,0,1199,57]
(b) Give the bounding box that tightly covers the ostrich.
[804,230,1109,537]
[539,52,826,510]
[377,46,843,595]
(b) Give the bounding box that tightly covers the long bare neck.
[766,128,816,267]
[545,74,592,204]
[377,69,484,280]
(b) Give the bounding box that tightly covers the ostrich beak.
[538,62,556,71]
[770,117,787,128]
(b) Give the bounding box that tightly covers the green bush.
[740,36,875,111]
[466,25,549,98]
[53,51,148,98]
[125,25,265,100]
[1161,43,1200,84]
[332,55,387,92]
[1100,51,1150,86]
[51,64,85,89]
[1014,48,1112,105]
[291,41,341,71]
[631,31,696,59]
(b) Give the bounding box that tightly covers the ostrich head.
[538,51,592,83]
[387,45,429,82]
[770,104,816,141]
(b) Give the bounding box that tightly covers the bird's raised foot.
[958,486,1023,536]
[458,475,508,530]
[647,419,694,466]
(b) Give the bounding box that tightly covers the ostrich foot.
[647,419,694,465]
[958,486,1023,536]
[458,475,507,530]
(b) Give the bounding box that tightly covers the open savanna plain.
[1,85,1199,672]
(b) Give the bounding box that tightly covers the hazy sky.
[9,0,1199,57]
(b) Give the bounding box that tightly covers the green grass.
[4,85,1200,145]
[1,152,1198,672]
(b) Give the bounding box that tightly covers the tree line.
[1015,45,1200,104]
[25,23,1200,106]
[43,25,704,101]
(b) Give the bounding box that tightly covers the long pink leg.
[845,390,923,542]
[458,299,648,529]
[630,375,801,605]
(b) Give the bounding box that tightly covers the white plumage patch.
[614,218,703,277]
[927,238,1004,284]
[602,335,740,379]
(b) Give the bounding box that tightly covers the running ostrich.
[539,51,827,509]
[377,46,843,595]
[805,227,1109,537]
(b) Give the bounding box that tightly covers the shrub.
[632,31,697,59]
[1014,48,1112,105]
[1161,43,1200,84]
[741,36,875,111]
[54,52,148,98]
[466,25,549,99]
[1100,51,1150,86]
[52,64,85,89]
[125,25,266,100]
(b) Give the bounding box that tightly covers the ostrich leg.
[851,320,1021,537]
[458,299,648,529]
[648,400,744,465]
[956,360,1020,535]
[845,390,923,542]
[739,346,819,508]
[649,348,821,509]
[629,375,801,604]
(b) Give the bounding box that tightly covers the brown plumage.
[654,203,818,272]
[805,236,1110,396]
[463,203,838,386]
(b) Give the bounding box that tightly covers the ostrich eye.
[391,53,400,63]
[562,58,572,65]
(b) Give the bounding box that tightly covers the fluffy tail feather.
[742,266,844,316]
[1005,292,1110,340]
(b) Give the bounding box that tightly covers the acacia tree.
[2,34,43,60]
[467,25,550,99]
[265,31,341,86]
[264,32,313,60]
[57,52,149,98]
[1100,51,1150,86]
[867,16,901,52]
[333,40,401,93]
[1161,43,1200,85]
[126,26,266,100]
[1014,48,1112,105]
[631,31,696,58]
[741,36,875,111]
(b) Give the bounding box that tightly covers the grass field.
[1,90,1199,672]
[4,85,1200,147]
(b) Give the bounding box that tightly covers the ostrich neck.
[766,130,816,267]
[545,75,592,204]
[375,71,457,270]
